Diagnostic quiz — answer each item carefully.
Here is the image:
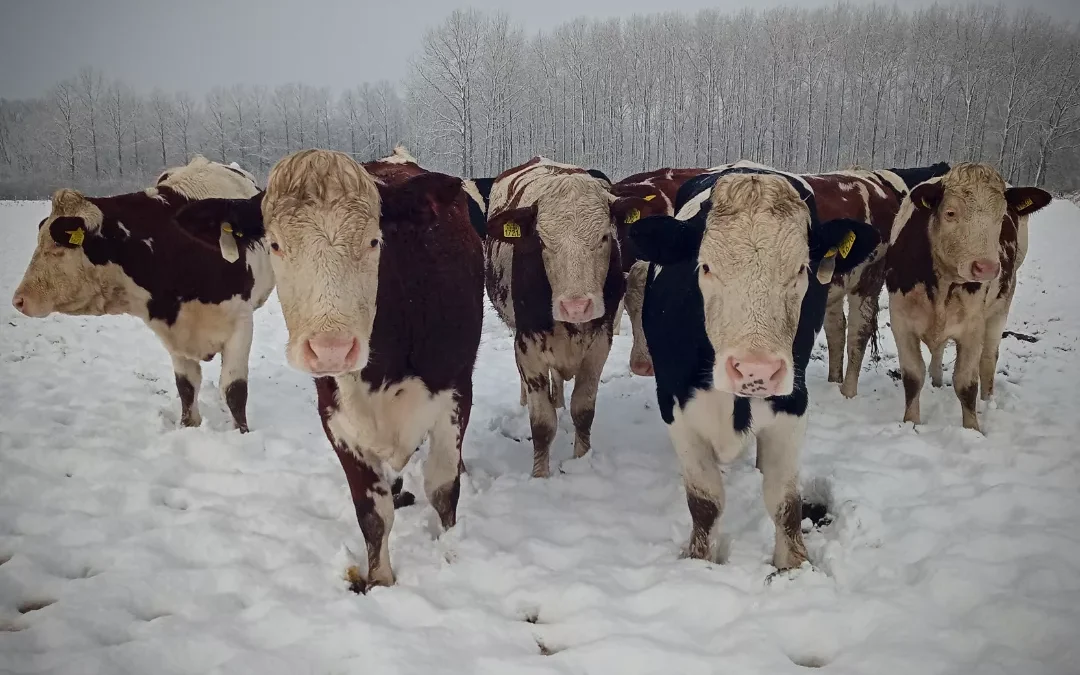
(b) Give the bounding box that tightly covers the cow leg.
[980,311,1008,400]
[171,354,203,428]
[518,380,527,407]
[219,314,253,432]
[893,328,925,425]
[757,415,809,570]
[670,419,724,561]
[824,285,847,384]
[550,371,565,410]
[953,329,984,432]
[570,337,609,460]
[335,445,395,592]
[425,386,469,530]
[840,290,878,399]
[626,261,653,376]
[612,297,625,335]
[929,342,946,388]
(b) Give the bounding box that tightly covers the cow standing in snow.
[10,156,271,432]
[630,167,879,568]
[174,148,484,592]
[885,163,1051,431]
[608,167,706,375]
[476,158,625,478]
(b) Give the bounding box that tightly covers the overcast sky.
[2,0,1078,99]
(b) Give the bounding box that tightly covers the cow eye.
[369,238,380,249]
[700,263,711,275]
[269,242,280,252]
[944,209,957,218]
[600,234,609,243]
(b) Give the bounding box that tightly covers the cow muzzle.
[11,291,50,318]
[554,294,603,323]
[299,332,363,375]
[716,351,792,398]
[966,258,1000,282]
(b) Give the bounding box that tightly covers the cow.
[629,166,880,570]
[884,162,1051,431]
[173,148,484,593]
[473,157,625,478]
[10,156,271,432]
[607,167,706,373]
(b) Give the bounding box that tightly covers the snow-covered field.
[1,199,1079,675]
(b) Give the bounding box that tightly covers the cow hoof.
[839,384,857,399]
[931,379,944,388]
[827,373,842,384]
[393,491,416,509]
[236,423,250,434]
[345,566,394,594]
[180,414,202,428]
[765,561,815,586]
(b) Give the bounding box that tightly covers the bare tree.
[77,67,104,179]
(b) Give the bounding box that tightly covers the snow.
[2,198,1079,674]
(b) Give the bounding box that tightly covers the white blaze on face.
[261,149,383,376]
[697,174,811,398]
[529,172,614,323]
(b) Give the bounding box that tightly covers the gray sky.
[2,0,1078,99]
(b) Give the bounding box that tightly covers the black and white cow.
[630,166,880,569]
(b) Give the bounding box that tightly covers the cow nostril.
[12,296,25,311]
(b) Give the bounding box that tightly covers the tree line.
[1,4,1078,199]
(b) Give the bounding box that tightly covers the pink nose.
[303,333,361,374]
[12,294,26,314]
[631,357,654,377]
[558,297,594,323]
[725,354,787,397]
[970,259,1000,281]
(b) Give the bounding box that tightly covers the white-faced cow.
[630,167,880,569]
[885,162,1051,431]
[475,157,625,478]
[608,167,706,374]
[11,156,271,431]
[174,148,484,592]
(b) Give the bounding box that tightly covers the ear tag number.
[625,208,641,224]
[503,222,521,238]
[1017,198,1033,211]
[67,228,85,246]
[837,230,856,258]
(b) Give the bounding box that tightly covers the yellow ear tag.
[503,222,521,238]
[643,194,657,202]
[837,230,856,258]
[824,247,838,258]
[67,228,85,246]
[1017,198,1033,211]
[625,208,641,224]
[219,222,240,263]
[920,198,931,209]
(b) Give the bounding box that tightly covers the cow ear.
[587,168,612,186]
[173,193,265,262]
[810,218,881,283]
[611,196,649,227]
[382,172,463,223]
[1005,186,1052,217]
[629,215,704,265]
[909,181,944,212]
[486,205,538,244]
[48,216,93,249]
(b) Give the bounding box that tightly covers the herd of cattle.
[9,147,1052,591]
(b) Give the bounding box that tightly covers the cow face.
[631,173,878,398]
[908,163,1051,283]
[12,190,118,318]
[486,174,616,323]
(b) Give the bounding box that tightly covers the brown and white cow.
[885,163,1051,431]
[608,167,705,374]
[174,148,484,592]
[477,157,625,478]
[10,156,272,431]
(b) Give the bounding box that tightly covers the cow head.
[11,189,122,318]
[485,173,617,324]
[175,149,463,378]
[631,173,878,398]
[907,163,1051,283]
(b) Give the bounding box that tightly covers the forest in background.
[1,3,1078,199]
